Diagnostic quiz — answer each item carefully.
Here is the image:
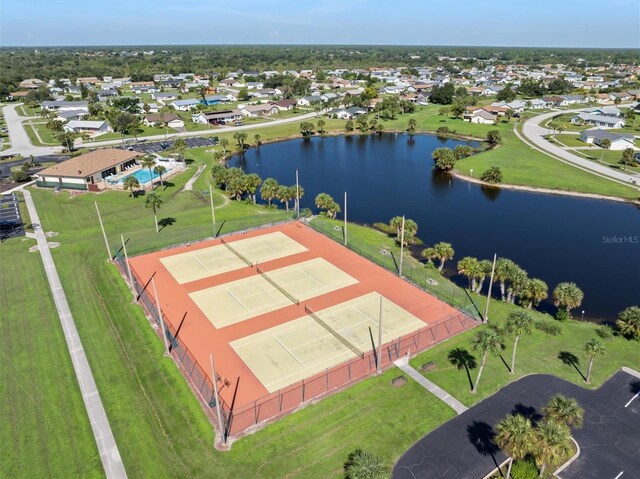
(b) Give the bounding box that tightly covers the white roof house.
[63,120,112,134]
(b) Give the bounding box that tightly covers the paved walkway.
[395,356,468,415]
[519,108,640,189]
[20,188,128,479]
[182,164,206,191]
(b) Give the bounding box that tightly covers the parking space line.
[624,391,639,408]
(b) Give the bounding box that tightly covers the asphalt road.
[393,371,640,479]
[520,107,640,189]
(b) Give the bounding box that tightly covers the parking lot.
[0,193,25,241]
[114,136,219,154]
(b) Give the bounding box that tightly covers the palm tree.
[315,192,340,218]
[457,257,482,292]
[553,282,584,316]
[277,184,294,210]
[254,134,262,148]
[144,192,163,233]
[300,121,314,139]
[494,258,516,301]
[616,305,640,340]
[388,216,418,246]
[141,156,156,188]
[421,242,454,272]
[584,339,605,384]
[220,138,229,154]
[599,138,611,162]
[226,175,246,201]
[260,178,280,206]
[495,414,534,479]
[343,449,386,479]
[123,176,140,198]
[233,132,247,150]
[505,311,533,374]
[407,118,417,136]
[522,278,548,309]
[153,165,167,186]
[244,173,262,203]
[543,394,584,429]
[507,267,528,304]
[475,259,493,294]
[317,119,326,134]
[471,327,503,393]
[533,419,572,478]
[171,137,186,160]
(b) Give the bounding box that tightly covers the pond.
[228,133,640,321]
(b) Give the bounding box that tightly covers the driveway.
[520,108,640,189]
[393,371,640,479]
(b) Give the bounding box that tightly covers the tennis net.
[220,238,253,267]
[304,305,364,359]
[256,266,299,305]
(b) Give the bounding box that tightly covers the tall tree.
[244,173,262,203]
[495,414,534,479]
[153,165,167,186]
[505,311,533,374]
[407,118,417,136]
[553,282,584,316]
[584,339,605,384]
[471,327,503,393]
[431,147,456,171]
[233,132,247,150]
[315,193,341,218]
[522,278,548,309]
[123,176,140,198]
[388,216,418,246]
[457,256,482,291]
[300,121,315,139]
[260,178,280,206]
[494,258,516,301]
[144,192,163,233]
[141,156,156,188]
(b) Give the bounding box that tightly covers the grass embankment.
[553,135,640,174]
[0,238,103,478]
[381,105,638,199]
[5,144,639,478]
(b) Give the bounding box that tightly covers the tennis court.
[160,231,307,284]
[231,292,426,392]
[189,257,358,328]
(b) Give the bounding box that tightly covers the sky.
[1,0,639,48]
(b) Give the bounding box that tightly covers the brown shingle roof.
[37,149,142,179]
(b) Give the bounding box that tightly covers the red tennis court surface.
[126,221,476,438]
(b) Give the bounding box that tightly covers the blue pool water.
[116,167,170,184]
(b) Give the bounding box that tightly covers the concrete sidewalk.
[21,188,128,479]
[394,356,468,415]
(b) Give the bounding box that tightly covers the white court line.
[624,391,639,408]
[191,253,209,271]
[227,288,249,311]
[614,471,624,479]
[274,335,305,367]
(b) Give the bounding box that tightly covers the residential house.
[579,129,634,150]
[271,99,297,111]
[245,82,264,90]
[571,113,625,129]
[463,108,497,124]
[191,109,242,125]
[76,77,101,86]
[143,113,182,127]
[542,96,569,107]
[297,95,323,106]
[201,95,232,105]
[41,100,89,112]
[138,102,159,113]
[152,92,179,103]
[561,94,586,104]
[239,104,279,117]
[63,120,112,135]
[55,109,90,122]
[330,106,367,120]
[609,92,633,102]
[35,149,142,191]
[170,99,200,111]
[528,99,548,109]
[97,90,118,101]
[19,78,45,89]
[251,89,278,99]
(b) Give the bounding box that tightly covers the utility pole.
[483,253,497,322]
[377,295,383,373]
[210,353,226,446]
[152,277,170,355]
[399,215,405,276]
[209,185,216,238]
[95,202,111,261]
[343,191,348,246]
[121,234,136,302]
[295,169,300,220]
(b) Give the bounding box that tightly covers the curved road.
[1,103,319,157]
[519,107,640,190]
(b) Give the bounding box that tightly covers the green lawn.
[553,133,586,148]
[17,105,40,117]
[23,121,59,146]
[0,238,103,478]
[410,295,640,406]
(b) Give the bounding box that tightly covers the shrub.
[11,170,30,182]
[481,166,503,183]
[487,129,502,144]
[436,126,451,135]
[555,310,570,322]
[534,319,562,336]
[596,325,614,340]
[344,449,386,479]
[299,207,312,218]
[511,456,539,479]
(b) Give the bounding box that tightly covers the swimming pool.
[116,167,171,184]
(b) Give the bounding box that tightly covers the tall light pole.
[209,184,216,238]
[152,277,170,355]
[399,215,405,277]
[210,353,226,446]
[121,234,136,302]
[295,169,300,220]
[377,295,383,373]
[483,253,497,322]
[343,191,348,246]
[95,201,111,261]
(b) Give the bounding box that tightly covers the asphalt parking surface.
[114,136,219,154]
[0,193,25,240]
[393,371,640,479]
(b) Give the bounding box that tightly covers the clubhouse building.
[36,148,142,191]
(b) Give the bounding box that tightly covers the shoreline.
[449,170,640,205]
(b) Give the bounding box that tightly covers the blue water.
[117,167,169,184]
[229,133,640,321]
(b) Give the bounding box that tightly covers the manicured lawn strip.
[0,238,103,479]
[553,133,587,148]
[31,122,60,144]
[410,295,640,407]
[23,121,51,147]
[378,105,638,199]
